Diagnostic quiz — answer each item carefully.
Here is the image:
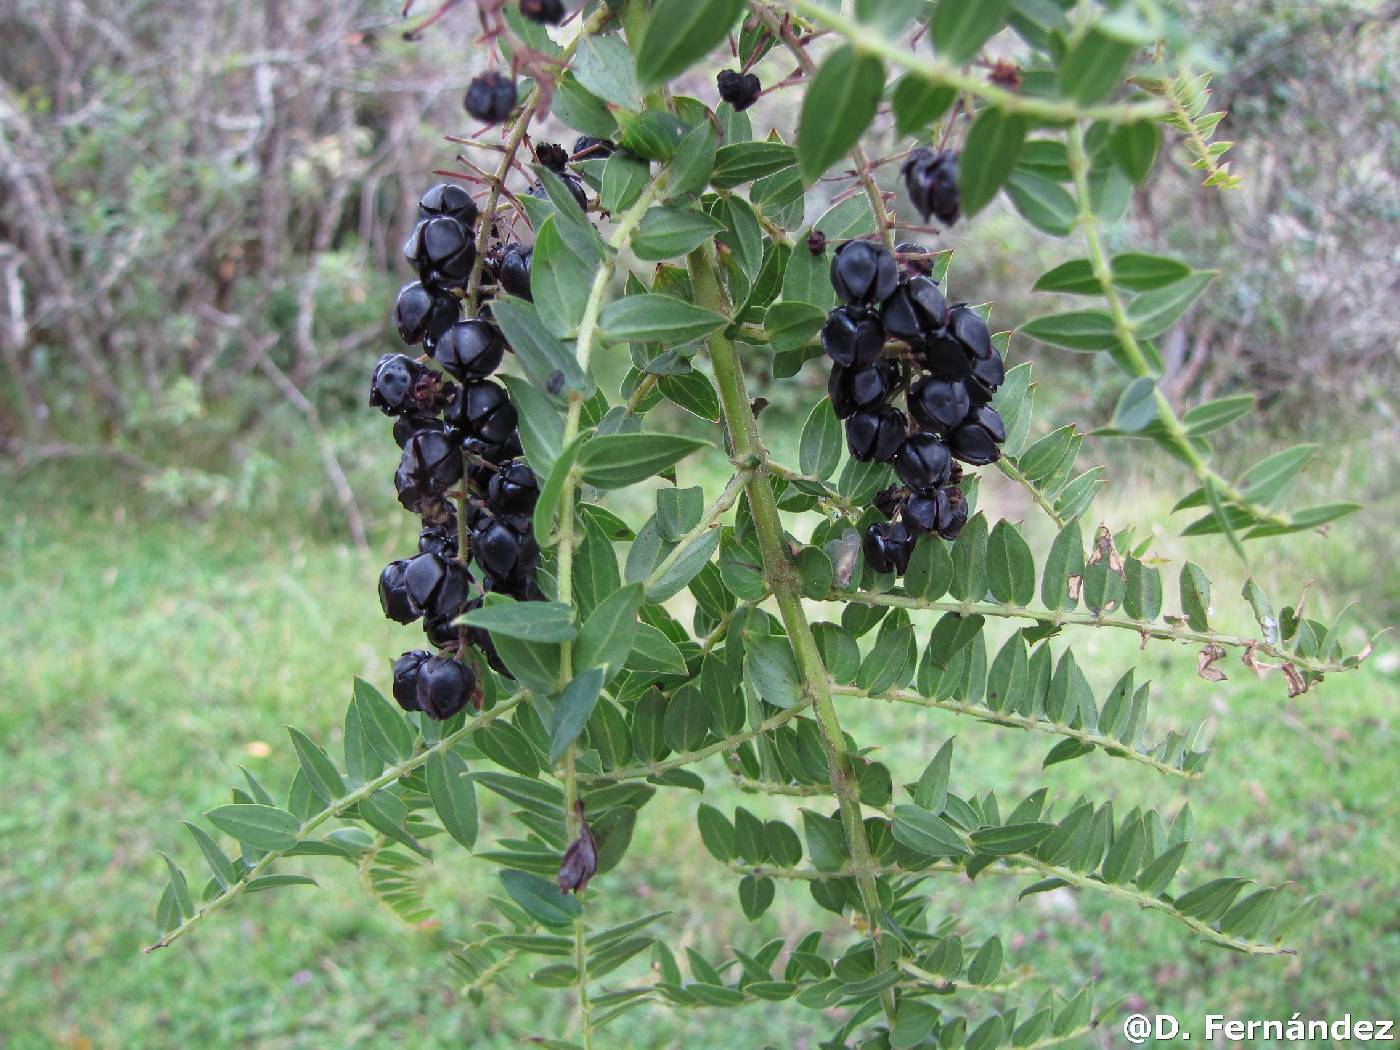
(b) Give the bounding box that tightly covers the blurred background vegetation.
[2,1,1397,1046]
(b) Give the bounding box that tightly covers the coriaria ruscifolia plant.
[151,1,1375,1045]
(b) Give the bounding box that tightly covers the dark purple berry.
[902,491,942,535]
[938,486,969,540]
[419,522,459,559]
[393,413,444,449]
[418,183,479,227]
[436,319,505,381]
[521,0,566,24]
[465,72,517,124]
[379,560,419,624]
[391,650,432,711]
[845,405,906,463]
[895,432,953,492]
[416,655,475,720]
[716,69,762,112]
[909,375,972,434]
[492,243,532,300]
[484,572,546,602]
[948,405,1006,466]
[403,552,472,621]
[529,171,588,213]
[901,148,960,226]
[821,307,886,368]
[948,304,992,361]
[881,275,948,345]
[966,349,1005,405]
[394,281,459,347]
[895,241,934,276]
[830,240,899,307]
[472,515,540,580]
[395,429,464,510]
[557,808,598,894]
[828,360,900,419]
[406,215,476,288]
[446,379,518,446]
[863,521,915,576]
[874,485,906,521]
[369,353,424,416]
[487,459,539,515]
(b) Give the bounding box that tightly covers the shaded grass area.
[2,435,1397,1048]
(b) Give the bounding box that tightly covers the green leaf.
[986,520,1035,606]
[576,433,708,489]
[1032,258,1098,295]
[647,529,721,603]
[353,677,414,764]
[1123,557,1162,620]
[1005,170,1077,236]
[425,750,478,851]
[636,0,745,88]
[554,74,617,138]
[801,809,848,872]
[696,804,737,861]
[1113,376,1158,432]
[244,874,318,894]
[799,398,843,480]
[960,108,1026,216]
[1041,520,1084,612]
[856,622,915,694]
[1111,252,1193,291]
[966,936,1003,985]
[797,46,885,182]
[531,216,597,338]
[1179,562,1211,631]
[659,370,720,422]
[600,151,651,213]
[668,122,719,199]
[206,804,300,852]
[532,431,588,543]
[905,536,953,601]
[711,141,798,188]
[549,667,606,764]
[949,511,989,601]
[286,726,346,804]
[182,821,238,890]
[1128,271,1214,338]
[492,297,589,400]
[633,207,726,261]
[664,685,711,752]
[745,635,802,709]
[1183,394,1254,435]
[892,76,956,136]
[618,110,689,162]
[931,0,1012,63]
[1058,29,1135,106]
[739,875,776,920]
[461,598,577,643]
[892,804,968,858]
[625,623,688,675]
[492,635,563,696]
[892,999,940,1048]
[1135,840,1188,896]
[912,739,954,813]
[1020,310,1118,351]
[499,869,582,927]
[599,294,728,344]
[1110,120,1161,183]
[502,375,565,478]
[764,300,826,353]
[573,33,641,111]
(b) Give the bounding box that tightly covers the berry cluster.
[818,240,1007,577]
[373,182,554,720]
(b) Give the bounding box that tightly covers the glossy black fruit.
[390,650,432,711]
[418,182,478,227]
[446,379,518,446]
[845,405,906,463]
[895,241,934,276]
[520,0,566,25]
[901,491,941,535]
[947,304,992,361]
[418,522,459,559]
[394,281,460,347]
[465,72,517,124]
[472,515,541,580]
[909,374,972,434]
[948,405,1006,466]
[716,69,762,112]
[487,459,539,515]
[902,148,960,226]
[378,559,419,624]
[895,432,953,492]
[395,429,464,510]
[403,552,472,621]
[874,485,906,521]
[966,349,1006,405]
[937,486,969,540]
[828,360,900,419]
[436,319,504,381]
[406,215,476,288]
[863,521,915,576]
[416,655,475,720]
[881,275,948,345]
[393,413,444,449]
[830,240,899,307]
[492,243,532,300]
[821,307,886,369]
[484,571,546,602]
[369,353,423,417]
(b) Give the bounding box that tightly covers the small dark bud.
[571,135,615,160]
[418,182,479,228]
[378,560,419,624]
[863,521,916,576]
[557,802,598,894]
[487,459,540,516]
[895,432,953,492]
[806,230,828,256]
[948,405,1006,466]
[716,69,762,112]
[491,243,533,300]
[445,379,518,446]
[895,241,934,276]
[828,359,900,419]
[394,281,460,347]
[909,375,972,435]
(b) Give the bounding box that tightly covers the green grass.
[2,431,1397,1048]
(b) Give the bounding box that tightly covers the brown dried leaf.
[1282,663,1308,698]
[1240,643,1279,679]
[1197,643,1228,682]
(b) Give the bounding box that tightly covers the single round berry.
[394,281,459,347]
[716,69,762,112]
[901,148,960,226]
[881,275,948,346]
[418,182,479,227]
[483,571,546,602]
[966,349,1006,405]
[369,353,423,417]
[821,307,886,369]
[419,522,459,559]
[403,552,472,621]
[863,521,915,576]
[446,379,518,446]
[902,491,942,535]
[395,429,464,510]
[416,655,475,720]
[948,304,992,362]
[828,360,900,419]
[909,375,972,434]
[379,560,419,624]
[845,405,906,463]
[572,135,614,160]
[492,243,533,300]
[436,319,505,381]
[472,515,541,580]
[895,241,934,276]
[520,0,566,24]
[465,72,518,124]
[487,459,540,515]
[937,486,969,540]
[830,240,899,307]
[406,215,475,288]
[895,432,953,492]
[948,405,1006,466]
[391,650,432,712]
[393,413,444,449]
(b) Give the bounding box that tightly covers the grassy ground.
[2,410,1397,1048]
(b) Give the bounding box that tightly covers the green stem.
[783,0,1169,124]
[994,456,1069,529]
[686,244,898,1025]
[147,693,527,952]
[831,588,1355,676]
[573,918,595,1049]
